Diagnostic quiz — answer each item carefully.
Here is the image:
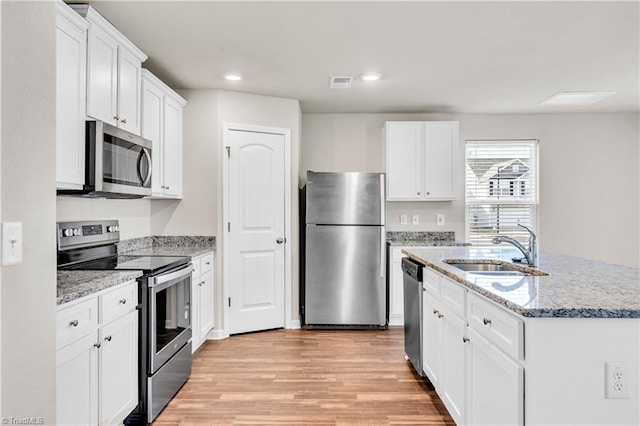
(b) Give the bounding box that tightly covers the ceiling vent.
[329,76,352,89]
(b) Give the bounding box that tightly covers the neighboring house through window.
[465,140,539,245]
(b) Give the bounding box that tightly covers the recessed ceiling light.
[360,72,382,82]
[540,91,615,106]
[224,74,242,81]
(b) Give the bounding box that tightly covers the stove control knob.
[107,225,114,233]
[73,228,81,236]
[63,229,73,237]
[114,225,119,232]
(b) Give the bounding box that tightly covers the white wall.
[57,198,151,240]
[302,113,639,268]
[158,90,302,328]
[1,1,57,421]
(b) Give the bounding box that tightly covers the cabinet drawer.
[201,252,214,273]
[57,297,99,349]
[192,257,201,278]
[392,247,407,262]
[423,267,441,299]
[100,280,138,325]
[467,292,523,360]
[441,277,465,318]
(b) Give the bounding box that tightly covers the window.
[465,140,539,245]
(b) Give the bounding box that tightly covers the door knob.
[276,237,285,244]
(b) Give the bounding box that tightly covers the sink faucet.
[491,224,538,267]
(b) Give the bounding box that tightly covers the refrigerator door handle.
[379,173,385,223]
[380,227,386,278]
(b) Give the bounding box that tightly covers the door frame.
[221,122,293,338]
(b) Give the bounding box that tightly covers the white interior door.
[227,129,286,335]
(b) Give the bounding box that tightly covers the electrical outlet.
[412,215,419,225]
[605,362,629,399]
[400,214,408,225]
[436,214,445,226]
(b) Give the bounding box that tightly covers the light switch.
[412,215,419,225]
[400,214,408,225]
[436,214,445,226]
[2,222,23,266]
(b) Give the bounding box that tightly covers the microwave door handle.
[139,148,152,186]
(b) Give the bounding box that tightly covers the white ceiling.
[85,1,639,114]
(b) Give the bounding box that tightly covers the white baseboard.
[287,319,301,329]
[388,317,404,327]
[206,329,226,340]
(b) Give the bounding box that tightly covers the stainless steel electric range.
[57,220,193,424]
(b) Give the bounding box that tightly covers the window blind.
[465,140,539,245]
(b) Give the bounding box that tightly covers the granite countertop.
[401,246,640,319]
[57,236,215,306]
[57,270,143,305]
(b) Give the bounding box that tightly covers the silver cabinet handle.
[69,320,79,327]
[119,298,127,304]
[104,335,112,342]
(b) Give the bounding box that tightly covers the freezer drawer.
[306,171,385,225]
[305,224,386,326]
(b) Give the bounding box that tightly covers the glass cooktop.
[60,255,190,275]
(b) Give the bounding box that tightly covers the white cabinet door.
[385,122,423,200]
[467,326,523,426]
[86,23,118,127]
[56,6,87,189]
[388,247,405,326]
[384,121,459,201]
[57,332,99,426]
[422,293,443,388]
[198,269,215,344]
[141,70,185,199]
[162,95,183,198]
[141,77,165,196]
[424,122,459,200]
[440,307,467,426]
[117,47,142,135]
[99,311,138,425]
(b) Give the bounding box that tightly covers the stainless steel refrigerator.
[304,171,387,327]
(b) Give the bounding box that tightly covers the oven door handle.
[148,264,194,289]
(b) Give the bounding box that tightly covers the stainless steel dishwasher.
[402,257,424,376]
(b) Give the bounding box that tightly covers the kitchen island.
[401,246,639,426]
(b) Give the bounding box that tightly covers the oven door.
[148,263,193,374]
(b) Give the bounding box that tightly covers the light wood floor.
[154,327,454,425]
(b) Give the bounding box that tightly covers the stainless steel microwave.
[58,121,152,199]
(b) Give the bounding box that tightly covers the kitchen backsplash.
[118,236,216,254]
[387,231,468,246]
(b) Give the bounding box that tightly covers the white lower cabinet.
[466,326,524,426]
[388,247,407,326]
[421,270,524,426]
[192,251,215,352]
[56,280,138,425]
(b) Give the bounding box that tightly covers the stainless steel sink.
[444,261,531,276]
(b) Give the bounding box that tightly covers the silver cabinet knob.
[114,115,120,121]
[276,238,284,244]
[69,320,79,327]
[104,335,112,342]
[463,337,470,343]
[483,318,492,326]
[121,118,127,124]
[93,342,101,349]
[119,298,127,304]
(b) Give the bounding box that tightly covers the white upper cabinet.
[71,4,147,136]
[141,70,187,199]
[56,1,88,189]
[384,121,459,201]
